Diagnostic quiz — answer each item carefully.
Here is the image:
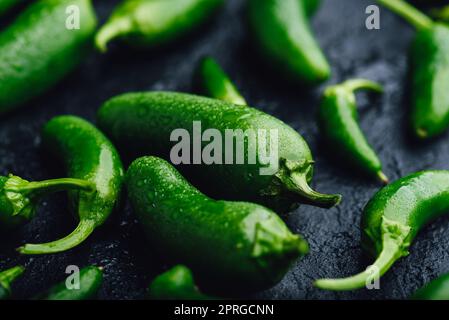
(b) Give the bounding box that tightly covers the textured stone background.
[1,0,449,300]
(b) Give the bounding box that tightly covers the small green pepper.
[127,156,308,293]
[0,0,97,116]
[198,57,247,106]
[378,0,449,138]
[0,174,93,229]
[248,0,330,84]
[95,0,223,52]
[98,92,341,212]
[0,266,25,300]
[315,171,449,291]
[38,266,103,300]
[18,116,124,255]
[148,265,213,300]
[319,79,387,183]
[413,273,449,300]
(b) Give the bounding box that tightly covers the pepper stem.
[17,219,96,255]
[285,172,342,209]
[342,79,383,94]
[13,178,94,196]
[95,18,133,53]
[377,0,434,31]
[0,266,25,291]
[314,221,409,291]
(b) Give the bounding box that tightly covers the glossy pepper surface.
[40,266,103,300]
[378,0,449,138]
[248,0,330,83]
[319,79,387,183]
[95,0,223,52]
[148,265,212,300]
[0,174,93,229]
[0,266,24,300]
[98,92,341,212]
[198,57,247,106]
[315,171,449,291]
[413,273,449,300]
[0,0,97,116]
[127,156,309,293]
[18,116,124,255]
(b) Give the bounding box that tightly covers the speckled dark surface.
[1,0,449,300]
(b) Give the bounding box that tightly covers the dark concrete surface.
[1,0,449,300]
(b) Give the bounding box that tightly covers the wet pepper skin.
[316,171,449,291]
[18,116,124,255]
[95,0,223,52]
[248,0,330,84]
[0,0,97,116]
[41,266,103,300]
[127,156,309,293]
[0,266,24,300]
[98,92,341,212]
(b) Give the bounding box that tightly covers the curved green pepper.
[39,266,103,300]
[319,79,387,183]
[0,0,97,116]
[98,92,341,212]
[18,116,124,255]
[127,156,308,293]
[248,0,330,84]
[0,266,24,300]
[413,273,449,300]
[0,174,93,229]
[378,0,449,138]
[95,0,223,52]
[315,171,449,291]
[148,265,213,300]
[198,57,247,106]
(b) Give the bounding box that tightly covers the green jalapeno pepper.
[0,266,24,300]
[18,116,124,255]
[0,0,97,116]
[198,57,247,106]
[315,170,449,291]
[0,174,93,229]
[148,265,213,300]
[98,92,341,212]
[377,0,449,138]
[127,156,309,293]
[319,79,387,183]
[413,273,449,300]
[39,266,103,300]
[248,0,330,84]
[95,0,223,52]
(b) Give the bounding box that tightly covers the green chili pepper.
[319,79,388,183]
[18,116,124,255]
[98,92,341,212]
[39,266,103,300]
[412,273,449,300]
[0,0,97,116]
[377,0,449,138]
[315,170,449,291]
[95,0,223,53]
[198,57,247,106]
[148,265,213,300]
[0,174,93,229]
[127,156,308,293]
[0,266,25,300]
[248,0,330,84]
